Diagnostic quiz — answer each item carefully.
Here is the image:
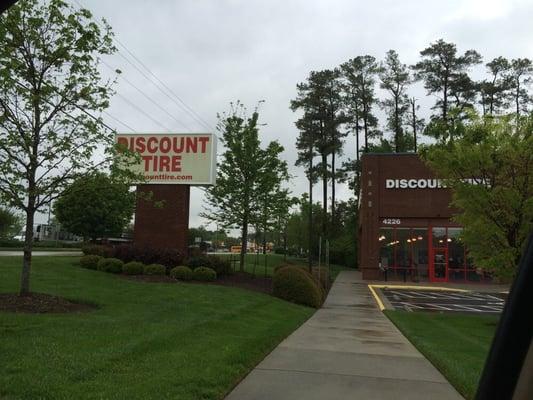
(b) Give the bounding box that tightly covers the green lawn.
[0,256,313,400]
[384,310,499,400]
[218,252,349,280]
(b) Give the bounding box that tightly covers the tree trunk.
[308,146,313,272]
[321,153,328,240]
[354,99,361,197]
[240,216,248,273]
[331,150,335,233]
[516,80,520,125]
[394,93,399,152]
[20,200,35,296]
[412,99,417,152]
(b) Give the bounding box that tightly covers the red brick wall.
[133,185,190,257]
[359,154,456,279]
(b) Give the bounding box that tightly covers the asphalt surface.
[381,288,507,314]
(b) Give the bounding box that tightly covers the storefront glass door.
[431,248,448,282]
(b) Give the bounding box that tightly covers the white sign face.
[116,133,217,185]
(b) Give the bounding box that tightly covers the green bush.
[272,266,323,308]
[192,266,217,281]
[170,266,193,281]
[143,263,166,276]
[82,244,113,257]
[123,261,144,275]
[96,257,124,273]
[79,255,102,270]
[185,255,232,275]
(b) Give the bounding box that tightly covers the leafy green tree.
[379,50,411,152]
[202,103,289,271]
[252,141,291,254]
[0,207,22,239]
[0,0,116,295]
[423,115,533,281]
[412,39,481,141]
[54,173,134,241]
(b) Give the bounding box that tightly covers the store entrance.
[430,248,448,282]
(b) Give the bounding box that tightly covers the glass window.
[448,228,465,281]
[432,227,446,247]
[396,228,411,269]
[412,228,428,279]
[378,228,394,270]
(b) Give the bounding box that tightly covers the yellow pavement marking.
[367,284,469,311]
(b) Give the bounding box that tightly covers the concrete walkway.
[226,271,463,400]
[0,251,82,257]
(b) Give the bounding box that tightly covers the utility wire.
[102,110,137,132]
[114,91,173,132]
[101,59,191,131]
[72,0,216,134]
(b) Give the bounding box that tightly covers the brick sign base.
[133,184,190,256]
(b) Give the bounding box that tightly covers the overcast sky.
[38,0,533,228]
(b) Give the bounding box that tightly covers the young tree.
[508,58,533,123]
[412,39,481,141]
[54,172,135,241]
[0,0,116,295]
[379,50,411,152]
[423,116,533,281]
[202,103,288,271]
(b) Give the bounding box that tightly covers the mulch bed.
[0,293,96,314]
[120,271,273,294]
[121,274,177,283]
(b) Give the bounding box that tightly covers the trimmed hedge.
[82,244,113,257]
[80,255,102,270]
[272,266,323,308]
[170,266,193,281]
[123,261,144,275]
[143,263,166,276]
[96,258,124,273]
[192,267,217,281]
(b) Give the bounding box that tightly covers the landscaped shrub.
[122,261,144,275]
[96,258,124,273]
[192,267,217,281]
[272,266,323,308]
[82,244,113,257]
[143,263,166,276]
[111,245,183,269]
[170,266,193,281]
[186,255,232,275]
[206,255,232,275]
[79,255,102,270]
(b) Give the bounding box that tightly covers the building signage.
[116,133,217,185]
[385,178,482,189]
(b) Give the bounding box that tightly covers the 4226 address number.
[382,218,401,225]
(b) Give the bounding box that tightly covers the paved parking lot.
[381,288,507,314]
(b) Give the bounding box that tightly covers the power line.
[72,0,216,134]
[102,110,137,132]
[115,91,173,132]
[101,59,191,131]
